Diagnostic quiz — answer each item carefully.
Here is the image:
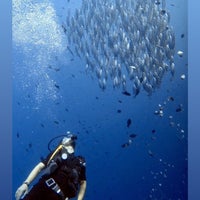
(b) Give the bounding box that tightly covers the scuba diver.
[15,131,87,200]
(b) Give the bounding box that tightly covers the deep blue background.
[1,0,200,200]
[12,0,187,200]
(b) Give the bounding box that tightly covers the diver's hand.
[15,183,28,200]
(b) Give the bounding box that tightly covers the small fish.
[129,133,137,138]
[176,107,182,112]
[129,65,137,70]
[62,24,67,34]
[121,142,130,148]
[181,34,185,38]
[155,0,161,5]
[177,50,184,57]
[134,87,140,97]
[122,91,131,96]
[55,84,60,89]
[159,110,164,117]
[148,150,154,157]
[127,118,132,128]
[54,68,60,72]
[180,74,186,80]
[54,121,59,124]
[168,96,174,101]
[160,9,166,15]
[154,110,159,115]
[152,129,156,133]
[117,109,122,113]
[48,65,60,72]
[48,65,53,69]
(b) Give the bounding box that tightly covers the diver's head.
[61,131,77,154]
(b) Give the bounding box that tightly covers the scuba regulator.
[47,131,77,165]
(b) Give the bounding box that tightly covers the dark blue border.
[188,0,200,200]
[0,0,12,199]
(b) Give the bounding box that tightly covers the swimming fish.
[127,118,132,128]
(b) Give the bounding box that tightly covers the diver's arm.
[15,162,45,200]
[77,180,87,200]
[23,162,45,185]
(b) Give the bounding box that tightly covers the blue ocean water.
[12,0,187,200]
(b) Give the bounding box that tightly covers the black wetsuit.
[23,151,86,200]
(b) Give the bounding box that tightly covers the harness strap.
[45,178,65,199]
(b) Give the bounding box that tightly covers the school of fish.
[65,0,175,96]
